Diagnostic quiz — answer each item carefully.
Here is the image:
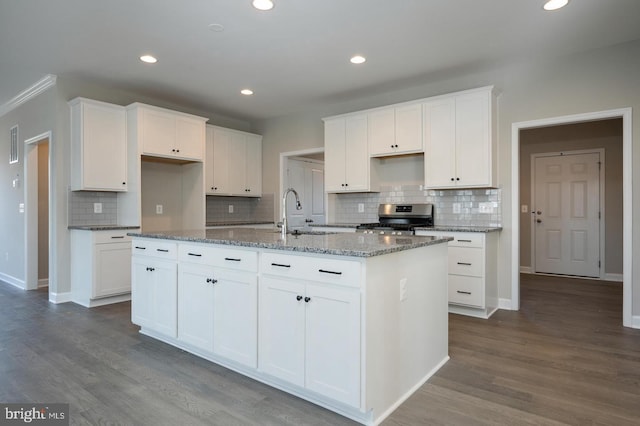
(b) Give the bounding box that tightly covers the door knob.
[536,211,542,215]
[536,219,542,223]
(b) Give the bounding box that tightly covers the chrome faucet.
[281,188,302,238]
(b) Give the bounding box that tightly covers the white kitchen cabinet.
[324,114,379,193]
[424,86,496,188]
[415,230,498,318]
[259,253,361,408]
[368,103,423,157]
[70,229,137,307]
[69,98,127,191]
[206,125,262,197]
[128,103,207,162]
[131,239,178,337]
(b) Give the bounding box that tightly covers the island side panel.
[363,242,449,423]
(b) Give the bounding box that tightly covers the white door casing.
[285,158,325,230]
[533,151,602,278]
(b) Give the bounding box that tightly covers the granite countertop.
[309,223,362,229]
[68,225,141,231]
[205,221,274,227]
[127,228,451,258]
[415,225,502,233]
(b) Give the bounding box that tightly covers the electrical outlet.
[479,202,492,214]
[19,203,24,213]
[452,203,461,214]
[399,278,408,301]
[358,203,364,213]
[228,205,234,214]
[156,204,163,214]
[93,202,102,214]
[521,204,528,213]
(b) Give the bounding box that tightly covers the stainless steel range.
[356,203,434,235]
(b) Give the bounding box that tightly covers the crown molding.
[0,74,57,117]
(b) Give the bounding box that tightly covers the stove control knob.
[379,230,385,235]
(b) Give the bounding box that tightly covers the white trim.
[0,75,57,117]
[498,298,513,310]
[632,316,640,329]
[529,149,605,279]
[48,291,72,304]
[38,278,49,288]
[511,108,632,327]
[0,273,25,290]
[278,147,325,222]
[520,266,533,274]
[604,273,623,282]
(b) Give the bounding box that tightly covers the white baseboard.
[499,298,513,310]
[631,316,640,330]
[0,272,25,290]
[604,273,623,282]
[38,278,49,288]
[519,266,533,274]
[49,291,72,304]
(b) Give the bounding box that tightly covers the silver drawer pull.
[188,252,202,257]
[111,236,125,239]
[456,290,472,295]
[457,239,472,243]
[457,262,472,266]
[225,257,241,262]
[319,269,342,275]
[271,263,291,268]
[157,249,169,253]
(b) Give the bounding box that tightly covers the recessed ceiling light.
[350,55,366,64]
[139,55,158,64]
[241,89,254,96]
[252,0,274,11]
[543,0,569,11]
[208,23,225,32]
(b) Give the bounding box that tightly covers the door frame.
[279,148,326,222]
[24,131,53,293]
[530,149,605,279]
[511,108,633,327]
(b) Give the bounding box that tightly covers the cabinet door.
[258,276,305,386]
[228,132,248,195]
[80,102,127,191]
[305,283,361,407]
[94,242,131,298]
[455,90,491,187]
[395,103,423,153]
[211,128,231,194]
[344,114,369,191]
[213,269,258,368]
[324,118,347,192]
[131,257,154,328]
[424,97,456,188]
[178,263,214,352]
[244,134,262,196]
[205,126,215,193]
[176,116,204,161]
[152,260,178,338]
[141,108,176,157]
[368,108,395,156]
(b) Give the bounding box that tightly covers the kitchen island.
[128,228,451,425]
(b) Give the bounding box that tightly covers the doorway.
[532,150,603,278]
[511,108,632,327]
[24,131,52,294]
[279,148,326,230]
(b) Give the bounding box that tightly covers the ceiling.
[1,0,640,122]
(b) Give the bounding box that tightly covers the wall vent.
[9,125,18,164]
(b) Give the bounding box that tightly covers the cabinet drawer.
[132,239,177,260]
[94,230,135,244]
[448,233,484,248]
[179,244,258,272]
[261,252,361,288]
[448,247,483,277]
[448,275,483,307]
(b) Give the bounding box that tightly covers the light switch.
[156,204,163,214]
[521,204,528,213]
[358,203,364,213]
[228,205,234,213]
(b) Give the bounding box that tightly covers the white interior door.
[534,152,601,277]
[285,158,325,230]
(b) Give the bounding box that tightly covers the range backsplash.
[206,193,275,224]
[331,185,501,227]
[68,191,118,226]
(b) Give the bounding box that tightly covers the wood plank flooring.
[1,274,639,425]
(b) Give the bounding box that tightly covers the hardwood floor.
[1,275,639,425]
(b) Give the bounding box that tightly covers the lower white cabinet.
[178,262,258,368]
[71,229,137,307]
[415,230,499,318]
[259,254,361,408]
[131,240,178,337]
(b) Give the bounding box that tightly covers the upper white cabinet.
[69,98,127,191]
[206,125,262,197]
[128,103,207,162]
[368,103,423,156]
[424,87,496,189]
[324,114,379,193]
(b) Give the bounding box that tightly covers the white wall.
[254,39,640,314]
